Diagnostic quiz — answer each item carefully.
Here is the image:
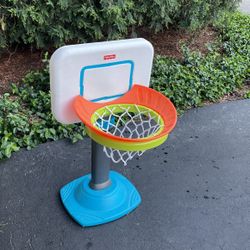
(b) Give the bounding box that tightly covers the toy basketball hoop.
[74,84,177,165]
[50,38,177,227]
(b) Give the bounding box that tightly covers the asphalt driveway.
[1,99,250,250]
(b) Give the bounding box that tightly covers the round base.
[60,171,141,227]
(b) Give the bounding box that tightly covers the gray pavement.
[1,99,250,250]
[240,0,250,14]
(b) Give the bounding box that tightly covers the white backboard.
[50,38,154,124]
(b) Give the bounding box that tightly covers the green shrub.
[0,55,86,159]
[175,0,239,30]
[134,0,180,32]
[0,0,240,50]
[244,91,250,99]
[151,12,250,111]
[0,11,249,160]
[0,0,136,49]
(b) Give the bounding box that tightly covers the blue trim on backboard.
[79,60,134,102]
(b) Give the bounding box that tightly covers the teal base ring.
[60,171,141,227]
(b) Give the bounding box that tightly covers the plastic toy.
[50,38,177,226]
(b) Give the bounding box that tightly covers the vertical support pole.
[89,140,111,190]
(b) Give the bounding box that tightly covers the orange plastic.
[73,84,177,143]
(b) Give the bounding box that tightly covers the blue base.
[60,171,141,227]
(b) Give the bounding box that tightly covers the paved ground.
[1,99,250,250]
[240,0,250,14]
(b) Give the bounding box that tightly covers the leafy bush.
[151,12,250,111]
[244,91,250,99]
[175,0,239,30]
[0,0,240,50]
[0,56,86,159]
[0,0,136,49]
[0,11,249,160]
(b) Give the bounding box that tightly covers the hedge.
[0,11,249,160]
[0,0,240,50]
[152,12,250,111]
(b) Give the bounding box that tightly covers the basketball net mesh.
[94,104,163,166]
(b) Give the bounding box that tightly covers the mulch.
[0,26,221,95]
[0,49,43,94]
[0,27,248,104]
[137,26,217,59]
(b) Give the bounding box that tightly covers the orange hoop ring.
[73,84,177,150]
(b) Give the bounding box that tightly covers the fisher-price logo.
[104,54,116,60]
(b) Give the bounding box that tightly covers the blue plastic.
[97,116,116,130]
[60,171,141,227]
[79,60,134,102]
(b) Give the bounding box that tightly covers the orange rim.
[73,84,177,143]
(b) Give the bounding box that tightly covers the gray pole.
[89,140,111,190]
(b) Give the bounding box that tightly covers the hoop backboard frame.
[50,38,154,124]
